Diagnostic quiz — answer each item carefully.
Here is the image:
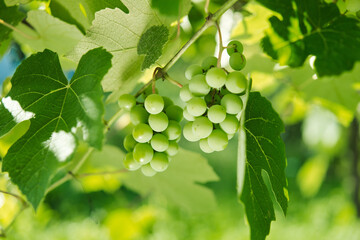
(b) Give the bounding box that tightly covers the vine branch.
[0,18,37,40]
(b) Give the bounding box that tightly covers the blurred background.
[1,0,360,239]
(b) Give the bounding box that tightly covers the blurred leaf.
[0,0,25,43]
[151,0,191,17]
[123,148,219,213]
[0,48,112,209]
[0,120,29,158]
[49,0,129,34]
[13,10,83,55]
[4,0,31,5]
[258,0,360,76]
[238,92,288,240]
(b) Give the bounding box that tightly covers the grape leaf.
[137,25,169,70]
[258,0,360,76]
[13,10,83,55]
[0,48,112,209]
[49,0,129,34]
[0,0,25,43]
[151,0,191,17]
[123,148,219,213]
[68,0,191,102]
[238,92,288,240]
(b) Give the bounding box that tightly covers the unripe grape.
[165,105,183,122]
[123,152,141,171]
[206,68,226,88]
[185,65,203,80]
[123,134,137,152]
[220,115,239,134]
[130,105,149,125]
[133,143,154,165]
[164,120,181,140]
[226,72,247,94]
[192,117,213,139]
[163,96,174,108]
[187,97,207,117]
[144,94,164,114]
[183,107,195,121]
[228,133,235,140]
[141,163,157,177]
[227,40,243,55]
[166,141,179,156]
[229,52,246,71]
[220,87,230,96]
[148,112,169,132]
[189,75,210,96]
[183,122,200,142]
[207,129,228,151]
[199,138,214,153]
[202,56,218,71]
[179,84,193,102]
[150,152,169,172]
[118,94,136,110]
[150,133,169,152]
[221,94,243,114]
[207,105,226,123]
[132,123,153,143]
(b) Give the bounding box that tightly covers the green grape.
[144,94,164,114]
[220,114,239,134]
[166,140,179,156]
[179,84,194,102]
[150,152,169,172]
[226,72,247,94]
[229,52,246,71]
[189,75,210,96]
[118,94,136,110]
[227,40,243,55]
[207,105,226,123]
[123,152,141,171]
[221,94,243,114]
[199,138,214,153]
[207,129,228,151]
[150,133,169,152]
[220,87,230,96]
[228,133,235,140]
[163,96,174,108]
[205,90,221,105]
[185,65,203,80]
[205,68,226,88]
[192,117,213,139]
[202,56,218,71]
[164,120,181,140]
[130,105,149,125]
[141,163,157,177]
[148,112,169,132]
[132,123,153,143]
[141,86,158,101]
[123,134,137,152]
[183,107,195,121]
[183,122,200,142]
[186,97,207,117]
[165,105,183,122]
[133,143,154,165]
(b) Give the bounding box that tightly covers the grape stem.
[215,21,224,68]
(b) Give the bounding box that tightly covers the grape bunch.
[180,40,247,153]
[118,93,183,176]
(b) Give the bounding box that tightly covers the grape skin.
[183,107,195,121]
[166,141,179,156]
[150,152,169,172]
[220,115,239,134]
[130,105,149,125]
[183,122,200,142]
[226,72,247,94]
[221,94,243,114]
[187,97,207,117]
[123,152,141,171]
[141,164,157,177]
[133,143,154,165]
[148,112,169,132]
[202,56,218,71]
[132,123,153,143]
[206,68,226,89]
[207,129,228,151]
[207,105,226,123]
[144,94,164,114]
[185,65,203,80]
[199,138,214,153]
[226,40,243,55]
[192,117,213,139]
[229,52,246,71]
[123,134,137,152]
[179,84,194,102]
[164,120,182,140]
[150,133,169,152]
[118,94,136,110]
[165,105,183,122]
[189,75,210,96]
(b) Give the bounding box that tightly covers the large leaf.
[258,0,360,76]
[49,0,129,34]
[13,10,83,55]
[238,92,288,240]
[0,48,112,209]
[68,0,191,102]
[123,148,219,213]
[0,0,24,43]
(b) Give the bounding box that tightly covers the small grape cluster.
[118,93,183,176]
[180,40,247,153]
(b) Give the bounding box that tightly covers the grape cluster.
[180,40,247,153]
[118,93,183,176]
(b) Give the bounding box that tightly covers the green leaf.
[258,0,360,76]
[0,48,112,209]
[123,148,219,213]
[151,0,192,17]
[0,0,25,43]
[13,10,83,55]
[137,25,169,70]
[238,92,288,240]
[49,0,129,34]
[4,0,31,5]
